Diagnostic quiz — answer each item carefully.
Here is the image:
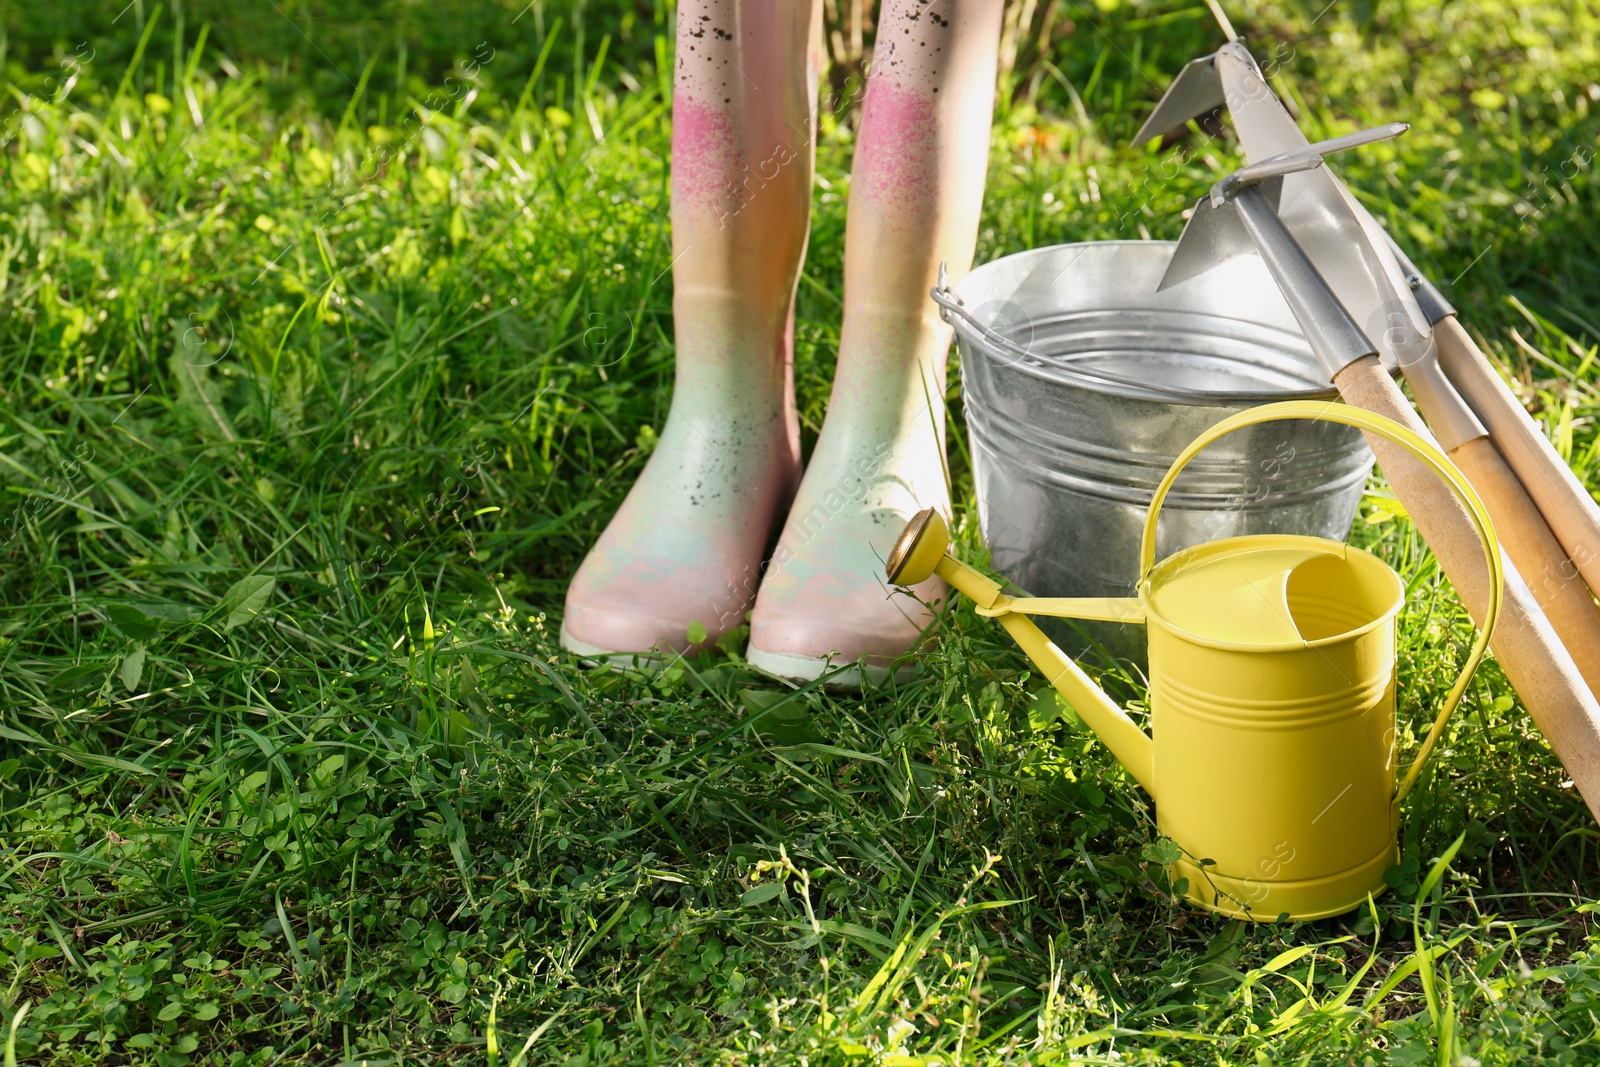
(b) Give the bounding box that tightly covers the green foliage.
[2,0,666,119]
[1,0,1599,1063]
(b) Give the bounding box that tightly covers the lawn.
[3,0,1600,1062]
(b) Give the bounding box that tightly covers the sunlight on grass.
[2,0,1600,1062]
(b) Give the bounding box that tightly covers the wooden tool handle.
[1435,316,1600,596]
[1335,356,1600,822]
[1449,436,1600,697]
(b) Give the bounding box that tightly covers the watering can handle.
[1139,400,1503,804]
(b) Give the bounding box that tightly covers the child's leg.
[562,0,823,657]
[748,0,1003,683]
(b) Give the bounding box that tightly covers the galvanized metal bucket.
[934,241,1376,656]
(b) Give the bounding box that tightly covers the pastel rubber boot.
[747,0,1004,685]
[745,319,951,686]
[562,0,823,659]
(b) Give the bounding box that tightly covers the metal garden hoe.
[1147,2,1600,596]
[1155,125,1600,826]
[1135,36,1600,702]
[1140,31,1600,616]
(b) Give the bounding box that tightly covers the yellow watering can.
[888,401,1501,921]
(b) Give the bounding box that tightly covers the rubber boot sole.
[744,646,914,690]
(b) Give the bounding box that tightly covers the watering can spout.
[886,510,1156,794]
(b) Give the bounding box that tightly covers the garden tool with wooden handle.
[1136,40,1600,699]
[1161,152,1600,825]
[1141,23,1600,605]
[1384,236,1600,600]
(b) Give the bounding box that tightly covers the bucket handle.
[929,265,1179,395]
[930,264,1034,364]
[1138,399,1502,804]
[928,270,1181,398]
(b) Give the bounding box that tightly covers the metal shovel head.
[1158,195,1255,291]
[1159,170,1285,292]
[1132,52,1224,146]
[1211,44,1434,367]
[1167,186,1383,376]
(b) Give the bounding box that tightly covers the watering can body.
[887,402,1500,921]
[1144,535,1403,919]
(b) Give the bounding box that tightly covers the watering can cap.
[1144,535,1396,648]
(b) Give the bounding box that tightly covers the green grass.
[3,0,1600,1062]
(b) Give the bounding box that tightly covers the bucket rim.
[944,240,1344,404]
